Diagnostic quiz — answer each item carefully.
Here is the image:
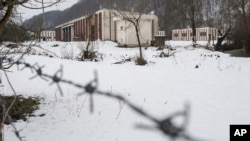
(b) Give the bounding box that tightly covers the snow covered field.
[2,41,250,141]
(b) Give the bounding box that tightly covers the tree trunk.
[190,0,197,47]
[215,26,231,51]
[240,0,250,52]
[134,22,146,65]
[245,36,250,53]
[215,34,224,51]
[0,123,3,141]
[0,5,14,36]
[135,25,142,60]
[84,38,91,59]
[191,26,196,46]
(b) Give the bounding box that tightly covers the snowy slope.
[2,41,250,141]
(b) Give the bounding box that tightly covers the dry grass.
[0,95,41,124]
[135,56,147,66]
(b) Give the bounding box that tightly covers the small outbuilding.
[41,31,55,41]
[154,31,166,47]
[172,27,218,41]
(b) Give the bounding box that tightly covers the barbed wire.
[0,56,206,141]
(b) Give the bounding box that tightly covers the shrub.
[76,41,99,61]
[61,43,74,59]
[0,95,41,124]
[135,56,147,66]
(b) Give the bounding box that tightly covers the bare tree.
[111,0,149,65]
[167,0,203,46]
[161,0,184,39]
[0,0,60,37]
[215,26,231,51]
[237,0,250,52]
[215,0,250,52]
[114,12,144,63]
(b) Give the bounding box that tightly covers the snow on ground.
[2,41,250,141]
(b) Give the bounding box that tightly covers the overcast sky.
[18,0,79,21]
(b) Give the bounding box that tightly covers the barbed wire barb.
[30,63,48,81]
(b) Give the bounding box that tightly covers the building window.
[174,33,178,37]
[200,32,207,36]
[181,33,187,37]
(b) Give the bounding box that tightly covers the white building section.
[41,31,56,41]
[172,27,218,41]
[114,14,158,46]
